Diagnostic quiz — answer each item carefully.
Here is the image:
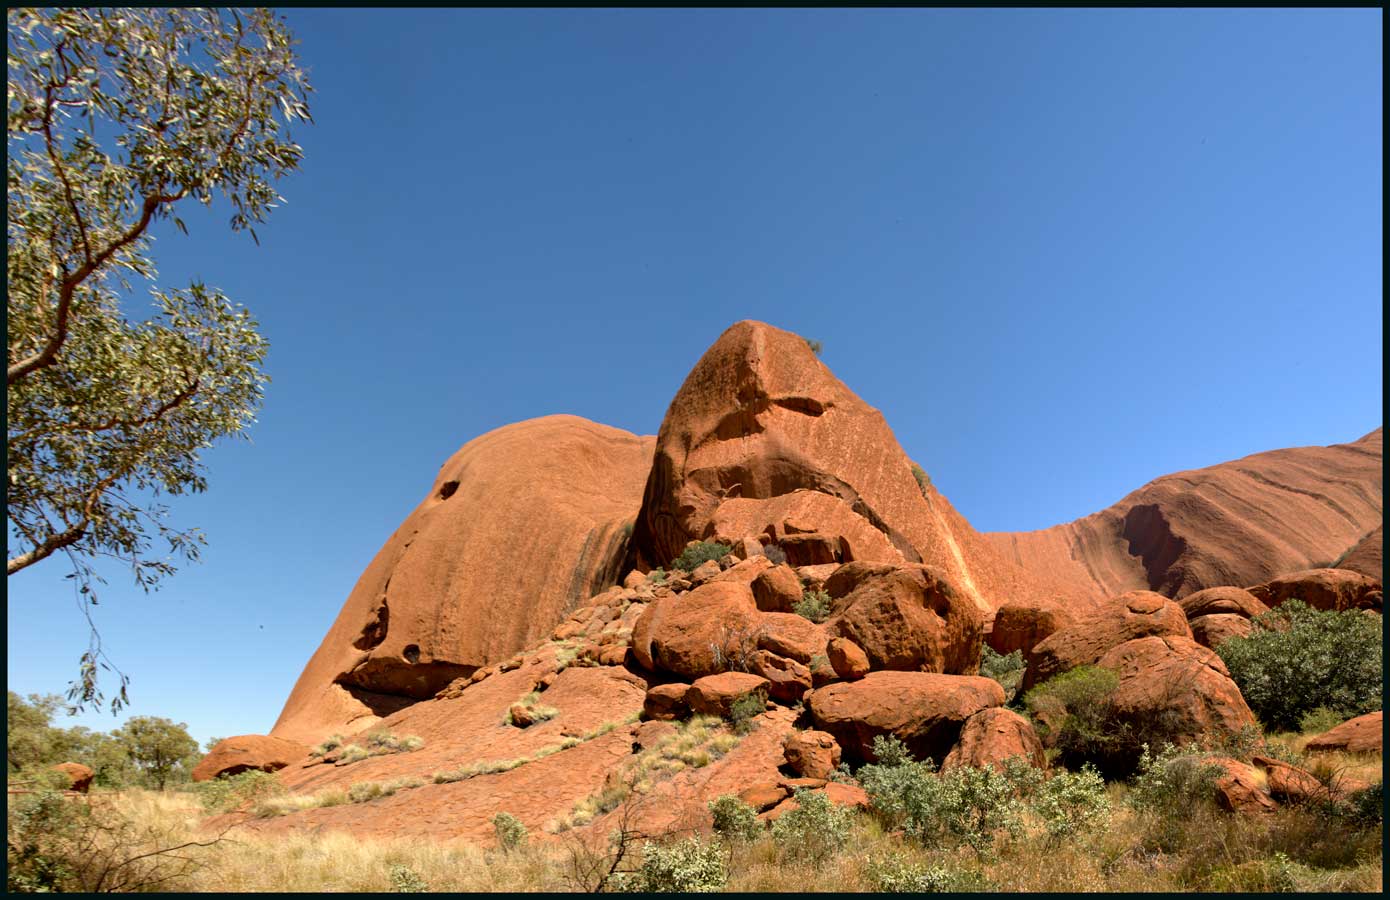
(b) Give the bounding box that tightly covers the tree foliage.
[112,715,199,790]
[6,8,312,711]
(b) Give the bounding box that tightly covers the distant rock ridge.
[987,428,1383,600]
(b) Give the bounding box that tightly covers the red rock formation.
[783,730,842,780]
[989,428,1383,602]
[1335,525,1382,579]
[629,320,1068,615]
[272,416,655,745]
[1021,591,1192,693]
[1246,568,1382,612]
[1188,613,1253,649]
[1304,711,1382,754]
[687,672,770,717]
[50,762,94,793]
[192,735,309,782]
[1209,757,1278,815]
[986,603,1076,657]
[1178,586,1270,620]
[941,707,1047,772]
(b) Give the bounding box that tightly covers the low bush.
[708,795,761,843]
[623,836,727,892]
[491,812,529,852]
[979,646,1025,701]
[387,864,428,892]
[909,462,932,497]
[1298,707,1347,736]
[195,769,285,813]
[863,852,992,892]
[793,589,832,624]
[1126,742,1224,819]
[1217,600,1383,731]
[728,690,766,735]
[671,541,732,572]
[1031,765,1111,840]
[771,788,854,866]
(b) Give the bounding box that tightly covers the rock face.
[1209,757,1278,815]
[629,320,1068,615]
[988,428,1383,601]
[1188,614,1253,649]
[1304,711,1383,754]
[807,671,1006,764]
[824,562,984,675]
[1178,586,1270,621]
[1335,525,1382,579]
[50,762,94,793]
[686,672,770,717]
[941,707,1047,771]
[783,730,842,780]
[192,735,310,782]
[1246,568,1382,612]
[987,603,1076,657]
[272,416,655,744]
[1021,591,1192,693]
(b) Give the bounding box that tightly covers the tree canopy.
[6,8,312,710]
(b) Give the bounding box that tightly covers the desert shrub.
[804,337,824,356]
[728,690,766,735]
[762,544,788,565]
[863,852,992,892]
[792,589,832,624]
[648,567,668,585]
[979,646,1025,700]
[909,462,932,496]
[771,788,854,866]
[1347,782,1383,826]
[195,769,285,813]
[708,795,761,843]
[387,863,428,892]
[1032,764,1111,839]
[1126,742,1223,814]
[491,812,529,851]
[1298,707,1347,736]
[671,541,732,572]
[625,836,727,892]
[1216,600,1382,732]
[309,734,344,758]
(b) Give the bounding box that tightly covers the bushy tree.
[670,541,732,572]
[1216,600,1382,732]
[112,716,198,790]
[7,7,312,711]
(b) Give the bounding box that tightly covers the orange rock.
[1021,591,1191,693]
[710,555,774,587]
[1097,636,1259,753]
[1189,613,1253,649]
[783,730,841,780]
[687,672,771,717]
[986,603,1076,657]
[738,781,789,812]
[823,781,871,810]
[827,636,870,680]
[986,428,1383,601]
[807,671,1005,764]
[941,708,1046,772]
[1253,755,1371,806]
[50,762,94,793]
[631,581,761,678]
[752,565,804,613]
[192,735,309,782]
[748,651,812,703]
[272,416,655,744]
[1178,586,1270,620]
[1335,525,1382,579]
[826,563,983,674]
[1209,757,1278,815]
[1247,568,1382,612]
[754,613,827,664]
[1305,711,1383,754]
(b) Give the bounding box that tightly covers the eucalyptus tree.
[7,8,312,710]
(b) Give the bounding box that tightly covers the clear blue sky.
[8,9,1382,746]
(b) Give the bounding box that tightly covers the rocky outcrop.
[941,707,1046,771]
[807,671,1005,764]
[1188,614,1253,649]
[989,428,1383,601]
[986,603,1076,657]
[1021,591,1191,693]
[783,730,842,780]
[1335,525,1382,579]
[1178,586,1270,620]
[1209,757,1278,815]
[272,417,655,745]
[1304,711,1382,754]
[687,672,770,717]
[192,735,310,782]
[1246,568,1382,612]
[629,321,1069,615]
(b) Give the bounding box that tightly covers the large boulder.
[630,581,761,678]
[783,730,842,780]
[1096,636,1259,754]
[192,734,310,782]
[1246,568,1382,613]
[751,565,804,613]
[1253,755,1372,807]
[1178,586,1270,621]
[1209,757,1278,815]
[807,671,1005,764]
[986,428,1384,600]
[1188,613,1253,649]
[50,762,94,793]
[986,602,1076,657]
[1304,711,1382,754]
[941,707,1046,772]
[272,416,655,744]
[1020,591,1191,693]
[824,562,984,674]
[628,320,1070,617]
[687,672,771,718]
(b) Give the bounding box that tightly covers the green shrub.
[1217,600,1382,732]
[728,690,766,735]
[671,541,732,572]
[1348,782,1383,826]
[648,567,668,585]
[491,811,529,851]
[627,836,727,892]
[1126,742,1224,814]
[804,337,824,356]
[387,863,428,892]
[771,788,854,866]
[863,852,992,892]
[195,769,285,813]
[909,462,932,497]
[708,795,761,843]
[979,646,1025,700]
[1298,707,1347,736]
[1032,765,1111,839]
[792,589,832,624]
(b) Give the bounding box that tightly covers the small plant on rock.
[728,690,767,735]
[671,541,732,572]
[793,589,832,624]
[708,795,761,843]
[491,812,529,852]
[909,462,932,497]
[979,646,1025,701]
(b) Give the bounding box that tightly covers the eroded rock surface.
[1021,591,1191,692]
[193,735,310,783]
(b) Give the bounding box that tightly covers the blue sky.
[8,9,1382,746]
